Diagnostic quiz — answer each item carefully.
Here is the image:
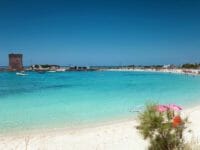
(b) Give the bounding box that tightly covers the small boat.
[16,72,28,76]
[56,68,66,72]
[48,70,56,73]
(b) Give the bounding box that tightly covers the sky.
[0,0,200,66]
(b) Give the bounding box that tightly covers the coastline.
[0,105,200,150]
[1,67,200,76]
[101,68,200,76]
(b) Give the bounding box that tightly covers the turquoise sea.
[1,71,200,134]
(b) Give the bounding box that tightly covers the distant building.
[163,64,176,69]
[8,53,23,71]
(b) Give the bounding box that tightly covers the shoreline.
[101,68,200,76]
[0,104,200,150]
[0,118,146,150]
[1,99,198,138]
[0,115,137,137]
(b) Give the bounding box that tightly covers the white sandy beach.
[0,105,200,150]
[103,68,200,76]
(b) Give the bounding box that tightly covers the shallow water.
[0,71,200,133]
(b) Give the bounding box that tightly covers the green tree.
[182,63,199,69]
[136,104,188,150]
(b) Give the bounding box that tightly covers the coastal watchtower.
[8,53,23,71]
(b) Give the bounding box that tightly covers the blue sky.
[0,0,200,66]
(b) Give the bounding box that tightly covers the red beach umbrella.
[155,105,168,112]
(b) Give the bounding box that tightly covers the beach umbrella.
[155,105,168,112]
[167,104,182,111]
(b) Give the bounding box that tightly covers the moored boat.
[16,72,28,76]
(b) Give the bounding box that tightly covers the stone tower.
[8,53,23,71]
